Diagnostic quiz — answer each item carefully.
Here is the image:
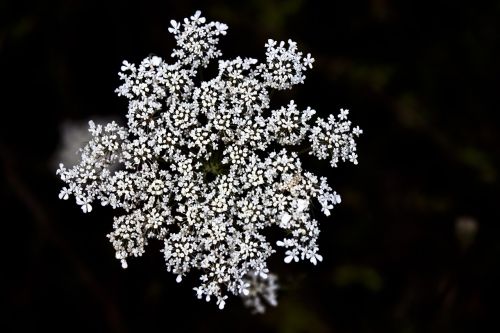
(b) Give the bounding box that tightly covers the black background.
[2,1,499,332]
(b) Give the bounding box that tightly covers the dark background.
[2,0,499,332]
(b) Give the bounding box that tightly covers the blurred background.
[1,0,499,332]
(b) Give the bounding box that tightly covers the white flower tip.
[121,259,128,269]
[284,256,293,264]
[176,275,182,283]
[218,300,225,310]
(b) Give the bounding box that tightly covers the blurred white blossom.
[53,117,118,170]
[56,11,362,312]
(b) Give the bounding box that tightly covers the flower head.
[57,11,361,312]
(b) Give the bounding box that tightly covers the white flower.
[284,249,299,263]
[194,286,204,299]
[57,10,361,312]
[297,199,308,212]
[76,197,92,213]
[353,126,363,136]
[241,272,278,314]
[215,22,228,35]
[82,203,92,213]
[190,10,206,24]
[120,60,133,72]
[265,39,276,48]
[59,187,70,200]
[303,53,315,68]
[339,108,349,120]
[276,239,294,247]
[281,213,291,225]
[333,192,341,204]
[150,56,162,66]
[168,20,180,34]
[217,295,228,309]
[308,252,323,265]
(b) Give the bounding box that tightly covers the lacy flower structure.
[57,11,362,312]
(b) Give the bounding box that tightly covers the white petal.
[59,191,69,200]
[151,56,161,66]
[284,255,293,264]
[82,202,92,213]
[82,203,92,213]
[297,199,308,212]
[281,213,291,224]
[176,275,182,283]
[335,194,341,204]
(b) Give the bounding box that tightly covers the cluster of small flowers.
[56,11,362,312]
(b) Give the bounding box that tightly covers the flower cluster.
[56,11,362,312]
